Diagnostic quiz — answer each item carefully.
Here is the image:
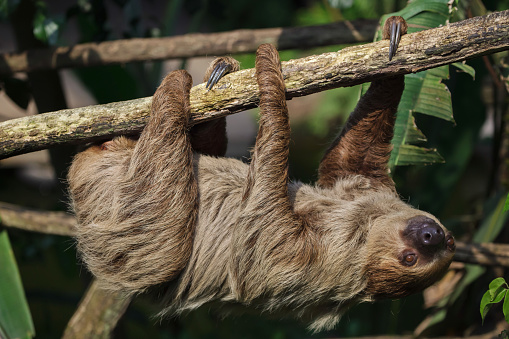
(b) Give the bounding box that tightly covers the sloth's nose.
[405,216,452,256]
[417,221,444,247]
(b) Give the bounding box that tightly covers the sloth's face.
[363,211,455,299]
[398,215,455,268]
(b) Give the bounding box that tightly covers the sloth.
[68,16,455,332]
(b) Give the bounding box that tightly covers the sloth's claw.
[206,62,230,90]
[204,56,240,90]
[388,21,401,61]
[383,16,408,61]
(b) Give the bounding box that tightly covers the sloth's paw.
[204,56,240,90]
[383,16,408,61]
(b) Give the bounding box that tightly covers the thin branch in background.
[454,242,509,267]
[0,20,378,76]
[0,202,75,237]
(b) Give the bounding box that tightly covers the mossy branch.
[0,10,508,160]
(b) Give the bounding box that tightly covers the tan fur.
[68,20,455,332]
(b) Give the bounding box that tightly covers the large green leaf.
[388,67,452,168]
[392,144,444,166]
[0,231,35,339]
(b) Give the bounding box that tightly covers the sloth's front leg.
[230,44,315,302]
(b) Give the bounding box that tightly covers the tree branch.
[0,202,75,236]
[0,10,508,160]
[62,279,131,339]
[0,20,377,75]
[453,241,509,267]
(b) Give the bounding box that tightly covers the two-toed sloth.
[68,16,455,331]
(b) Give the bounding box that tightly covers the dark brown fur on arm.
[318,76,404,188]
[318,16,407,189]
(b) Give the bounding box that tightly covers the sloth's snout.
[417,221,444,247]
[405,216,452,254]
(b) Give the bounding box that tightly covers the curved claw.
[383,16,407,61]
[206,62,230,90]
[388,21,402,61]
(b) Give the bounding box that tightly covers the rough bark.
[0,11,508,160]
[0,202,75,237]
[62,279,131,339]
[0,20,377,75]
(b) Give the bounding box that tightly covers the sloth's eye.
[401,252,417,266]
[100,141,114,151]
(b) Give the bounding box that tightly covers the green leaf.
[393,144,444,166]
[504,290,509,324]
[480,280,508,325]
[452,62,476,79]
[504,193,509,212]
[492,288,507,304]
[489,277,508,300]
[388,69,451,169]
[481,290,493,324]
[33,17,61,45]
[404,116,427,144]
[0,231,35,339]
[414,69,454,122]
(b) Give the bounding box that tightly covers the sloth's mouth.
[445,233,455,252]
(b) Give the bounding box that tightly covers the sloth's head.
[302,176,455,301]
[363,206,455,299]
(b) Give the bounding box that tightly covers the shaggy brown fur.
[68,17,455,332]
